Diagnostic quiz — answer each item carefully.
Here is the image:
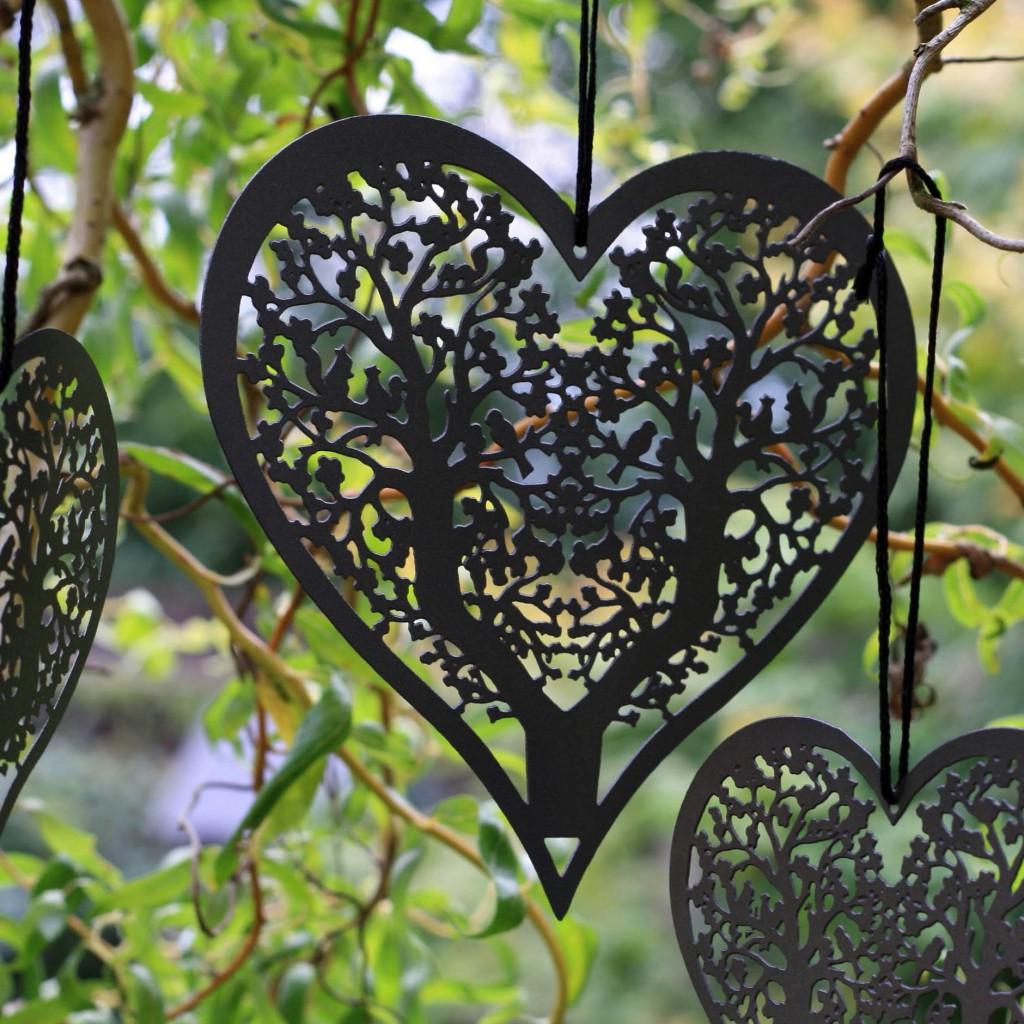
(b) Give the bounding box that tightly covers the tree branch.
[120,457,570,1024]
[26,0,134,334]
[111,201,201,322]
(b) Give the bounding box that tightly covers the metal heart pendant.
[670,718,1024,1022]
[0,329,119,833]
[201,115,915,915]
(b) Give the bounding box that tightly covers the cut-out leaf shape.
[671,717,1024,1022]
[201,115,916,915]
[0,329,118,832]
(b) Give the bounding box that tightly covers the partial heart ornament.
[0,329,119,832]
[670,717,1024,1022]
[200,114,916,915]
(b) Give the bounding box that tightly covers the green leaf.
[203,676,258,749]
[129,964,166,1024]
[881,227,930,266]
[556,916,598,1005]
[978,615,1006,674]
[945,280,987,328]
[473,807,526,937]
[94,857,191,913]
[120,442,264,544]
[0,1001,76,1024]
[276,962,316,1024]
[215,678,352,883]
[438,0,485,46]
[26,804,121,887]
[942,559,989,628]
[0,851,43,889]
[256,0,339,40]
[989,715,1024,729]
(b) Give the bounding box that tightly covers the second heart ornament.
[670,717,1024,1022]
[200,115,916,914]
[0,329,119,832]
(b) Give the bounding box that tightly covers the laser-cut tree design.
[0,350,113,775]
[681,736,1024,1023]
[239,159,878,835]
[685,744,909,1022]
[895,757,1024,1022]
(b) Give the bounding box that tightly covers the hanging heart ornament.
[201,115,915,914]
[670,718,1024,1022]
[0,328,119,832]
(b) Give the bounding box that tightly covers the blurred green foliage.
[2,0,1024,1021]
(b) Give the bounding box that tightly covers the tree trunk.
[522,710,605,839]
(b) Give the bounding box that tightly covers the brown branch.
[27,0,134,335]
[918,372,1024,506]
[338,748,570,1024]
[832,514,1024,581]
[111,201,201,322]
[0,0,22,31]
[122,457,569,1022]
[166,862,264,1020]
[300,0,380,133]
[790,7,944,248]
[164,585,300,1017]
[48,0,88,98]
[901,0,999,160]
[46,0,196,323]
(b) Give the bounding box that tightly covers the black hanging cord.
[855,155,947,804]
[2,0,37,393]
[574,0,599,248]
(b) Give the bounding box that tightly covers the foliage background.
[2,0,1024,1021]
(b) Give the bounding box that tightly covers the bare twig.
[178,781,249,938]
[943,53,1024,62]
[111,202,201,322]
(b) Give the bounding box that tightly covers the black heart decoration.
[201,115,916,915]
[0,328,119,833]
[670,717,1024,1022]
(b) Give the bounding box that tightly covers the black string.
[574,0,599,248]
[855,156,946,804]
[2,0,37,393]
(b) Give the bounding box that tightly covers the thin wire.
[855,155,946,803]
[1,0,37,392]
[574,0,599,248]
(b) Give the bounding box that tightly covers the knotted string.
[1,0,37,392]
[854,156,947,804]
[574,0,599,248]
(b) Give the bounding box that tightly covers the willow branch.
[120,458,309,703]
[790,5,944,248]
[166,863,264,1020]
[48,0,88,98]
[111,202,201,322]
[338,749,570,1024]
[121,458,570,1023]
[26,0,134,334]
[0,0,22,31]
[47,0,199,319]
[898,1,1024,250]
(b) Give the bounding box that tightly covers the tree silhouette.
[239,159,878,831]
[684,742,910,1022]
[895,757,1024,1023]
[0,349,112,775]
[680,735,1024,1023]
